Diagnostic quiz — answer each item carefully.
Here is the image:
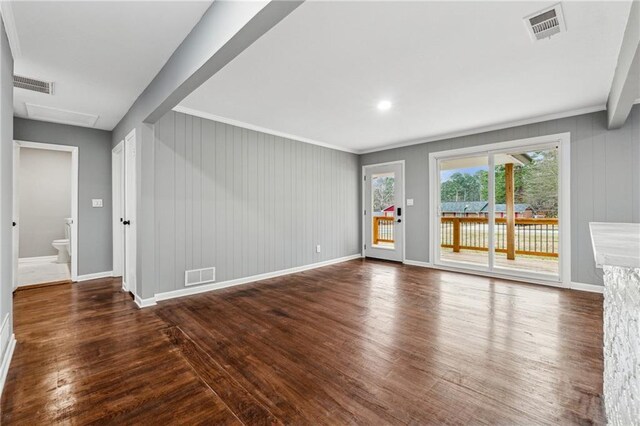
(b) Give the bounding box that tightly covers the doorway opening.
[429,133,570,286]
[13,141,79,288]
[363,161,405,262]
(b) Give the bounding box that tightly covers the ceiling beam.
[0,1,21,59]
[113,0,303,138]
[606,0,639,129]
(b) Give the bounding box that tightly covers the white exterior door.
[364,162,404,262]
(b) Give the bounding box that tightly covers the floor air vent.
[185,267,216,287]
[14,75,54,94]
[524,3,566,41]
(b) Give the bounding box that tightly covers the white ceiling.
[8,1,211,130]
[179,1,632,153]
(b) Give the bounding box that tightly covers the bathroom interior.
[16,147,73,287]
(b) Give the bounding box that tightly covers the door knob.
[397,219,402,223]
[123,220,130,226]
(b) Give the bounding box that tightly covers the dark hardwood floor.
[1,259,604,424]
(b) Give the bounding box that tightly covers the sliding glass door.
[433,139,562,283]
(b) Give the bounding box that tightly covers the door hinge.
[363,175,366,181]
[364,209,366,216]
[364,244,367,250]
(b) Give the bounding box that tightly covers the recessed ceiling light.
[377,100,392,111]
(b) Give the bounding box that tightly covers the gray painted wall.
[361,106,640,286]
[18,148,72,257]
[14,118,113,276]
[153,111,360,294]
[110,2,305,300]
[110,2,302,299]
[1,18,14,351]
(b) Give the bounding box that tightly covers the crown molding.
[176,104,609,156]
[172,106,358,155]
[359,104,606,154]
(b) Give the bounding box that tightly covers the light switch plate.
[407,198,414,206]
[92,199,103,208]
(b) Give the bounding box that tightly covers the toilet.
[52,218,73,264]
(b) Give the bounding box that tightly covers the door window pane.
[439,155,489,267]
[492,148,559,277]
[371,172,395,249]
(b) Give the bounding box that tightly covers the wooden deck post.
[373,217,379,245]
[453,218,461,253]
[505,163,515,260]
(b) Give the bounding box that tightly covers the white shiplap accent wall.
[153,111,361,294]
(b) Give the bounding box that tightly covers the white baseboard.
[18,255,57,264]
[0,314,16,397]
[76,271,113,282]
[0,335,16,397]
[150,254,362,305]
[571,281,604,294]
[135,294,157,309]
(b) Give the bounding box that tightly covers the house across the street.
[441,201,535,218]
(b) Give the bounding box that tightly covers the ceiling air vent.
[13,75,54,94]
[524,3,566,41]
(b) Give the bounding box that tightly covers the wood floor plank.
[165,326,282,426]
[1,259,604,424]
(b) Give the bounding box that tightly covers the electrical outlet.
[407,198,414,206]
[316,245,321,253]
[92,199,103,208]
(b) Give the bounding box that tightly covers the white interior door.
[363,162,404,262]
[70,148,79,282]
[124,131,137,296]
[12,144,20,290]
[112,142,125,282]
